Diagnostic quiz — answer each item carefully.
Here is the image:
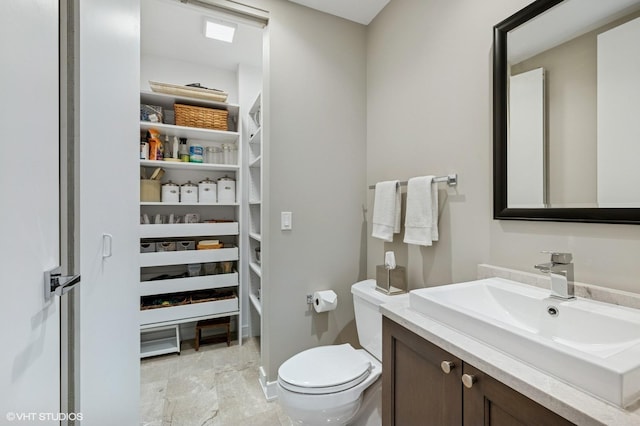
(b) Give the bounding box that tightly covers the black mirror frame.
[493,0,640,224]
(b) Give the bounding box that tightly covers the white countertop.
[381,301,640,426]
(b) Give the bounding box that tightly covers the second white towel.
[403,176,438,246]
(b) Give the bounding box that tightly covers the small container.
[179,138,189,162]
[217,176,236,204]
[140,242,155,253]
[213,146,223,164]
[184,213,200,224]
[180,181,198,203]
[140,179,161,202]
[161,181,179,203]
[156,241,176,252]
[198,178,217,203]
[189,144,204,163]
[203,262,217,275]
[220,261,234,274]
[229,145,238,165]
[197,240,222,250]
[222,144,232,164]
[177,240,195,251]
[187,264,201,277]
[140,142,149,160]
[205,146,216,164]
[255,247,261,263]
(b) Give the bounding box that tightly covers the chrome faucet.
[534,252,575,300]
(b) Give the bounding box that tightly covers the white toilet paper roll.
[313,290,338,313]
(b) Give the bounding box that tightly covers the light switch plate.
[281,211,292,230]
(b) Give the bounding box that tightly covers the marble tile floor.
[140,337,293,426]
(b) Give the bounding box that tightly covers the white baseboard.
[259,366,278,401]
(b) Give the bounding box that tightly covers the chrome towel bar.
[368,173,458,189]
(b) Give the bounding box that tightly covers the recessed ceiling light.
[204,18,236,43]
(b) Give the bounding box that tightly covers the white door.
[0,1,62,423]
[76,0,140,424]
[1,1,140,424]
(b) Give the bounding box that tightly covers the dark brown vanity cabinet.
[382,318,574,426]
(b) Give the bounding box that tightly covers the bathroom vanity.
[382,317,572,425]
[380,268,640,426]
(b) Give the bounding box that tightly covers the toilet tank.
[351,279,408,361]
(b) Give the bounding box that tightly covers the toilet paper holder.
[307,290,338,313]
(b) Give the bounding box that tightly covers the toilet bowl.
[277,280,408,425]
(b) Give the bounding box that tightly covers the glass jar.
[212,146,223,164]
[222,144,232,164]
[230,145,238,165]
[205,146,216,164]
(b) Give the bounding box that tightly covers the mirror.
[493,0,640,223]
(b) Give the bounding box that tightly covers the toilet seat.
[278,344,372,395]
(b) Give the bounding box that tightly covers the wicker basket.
[174,104,228,131]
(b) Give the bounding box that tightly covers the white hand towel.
[403,176,438,246]
[372,180,401,242]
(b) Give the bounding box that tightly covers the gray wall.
[251,0,640,385]
[367,0,640,294]
[245,0,367,382]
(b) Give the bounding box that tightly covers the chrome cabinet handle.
[440,361,455,374]
[462,374,477,388]
[45,266,81,299]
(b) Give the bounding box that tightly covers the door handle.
[102,233,113,258]
[45,266,81,299]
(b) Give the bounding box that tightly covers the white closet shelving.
[139,91,242,358]
[246,94,263,328]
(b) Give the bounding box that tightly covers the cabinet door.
[462,363,574,426]
[383,318,463,426]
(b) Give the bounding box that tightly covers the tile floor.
[140,337,293,426]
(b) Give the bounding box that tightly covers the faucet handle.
[541,251,572,264]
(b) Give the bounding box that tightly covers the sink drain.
[547,306,559,317]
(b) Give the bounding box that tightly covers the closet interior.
[138,0,265,363]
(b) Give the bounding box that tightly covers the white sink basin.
[409,277,640,408]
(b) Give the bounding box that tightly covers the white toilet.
[277,279,408,425]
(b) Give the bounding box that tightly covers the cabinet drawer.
[139,222,239,239]
[140,296,238,326]
[139,272,238,296]
[140,246,238,267]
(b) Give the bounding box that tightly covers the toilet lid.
[278,344,372,395]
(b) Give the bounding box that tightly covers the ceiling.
[287,0,390,25]
[141,0,263,70]
[141,0,388,72]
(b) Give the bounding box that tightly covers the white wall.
[367,0,640,294]
[141,53,239,104]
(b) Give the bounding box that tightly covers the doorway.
[138,0,268,422]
